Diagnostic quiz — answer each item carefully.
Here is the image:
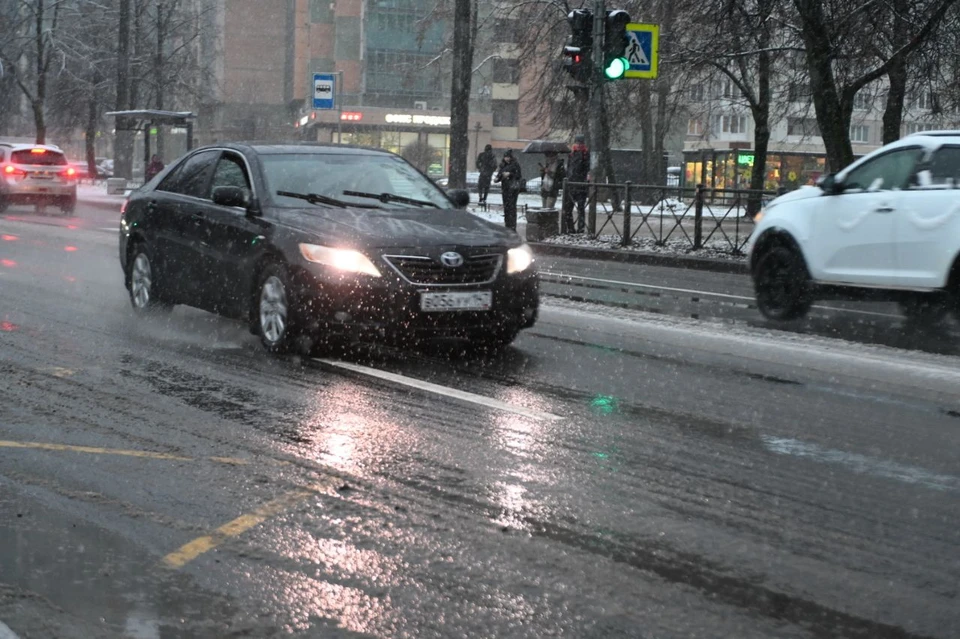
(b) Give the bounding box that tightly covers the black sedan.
[119,143,539,353]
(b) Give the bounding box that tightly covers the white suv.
[747,131,960,323]
[0,143,78,214]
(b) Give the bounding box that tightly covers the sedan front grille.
[383,253,503,286]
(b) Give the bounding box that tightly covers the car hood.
[270,206,521,249]
[767,185,823,209]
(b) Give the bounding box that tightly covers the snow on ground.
[540,232,749,261]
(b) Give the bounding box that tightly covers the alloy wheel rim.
[260,275,288,343]
[131,253,152,308]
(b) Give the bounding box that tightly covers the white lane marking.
[0,620,20,639]
[540,271,902,319]
[314,358,563,422]
[98,227,118,232]
[763,436,960,493]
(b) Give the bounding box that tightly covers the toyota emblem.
[440,251,464,268]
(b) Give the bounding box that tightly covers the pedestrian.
[494,149,523,231]
[563,135,589,233]
[476,144,497,205]
[539,151,565,209]
[145,154,165,182]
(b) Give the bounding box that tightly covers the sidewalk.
[77,185,128,212]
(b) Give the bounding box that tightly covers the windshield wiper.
[343,190,439,208]
[276,190,350,208]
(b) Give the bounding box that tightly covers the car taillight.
[2,165,25,177]
[64,167,77,178]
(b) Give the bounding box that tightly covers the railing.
[559,180,778,255]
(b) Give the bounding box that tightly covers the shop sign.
[385,113,451,126]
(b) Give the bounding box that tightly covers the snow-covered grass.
[540,232,750,261]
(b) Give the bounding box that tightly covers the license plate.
[420,291,492,312]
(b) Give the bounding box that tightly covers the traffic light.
[563,9,593,82]
[603,10,631,80]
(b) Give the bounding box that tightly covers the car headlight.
[299,244,381,277]
[507,244,534,274]
[753,209,765,224]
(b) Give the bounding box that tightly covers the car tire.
[899,295,947,325]
[257,263,299,354]
[127,243,172,313]
[754,246,812,321]
[61,196,76,216]
[0,197,8,213]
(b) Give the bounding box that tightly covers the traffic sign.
[313,73,336,110]
[623,23,659,79]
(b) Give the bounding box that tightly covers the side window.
[210,154,251,192]
[843,148,923,192]
[157,150,218,198]
[927,147,960,186]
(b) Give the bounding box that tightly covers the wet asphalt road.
[1,202,960,638]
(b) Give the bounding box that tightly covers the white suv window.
[843,148,923,191]
[10,148,68,167]
[927,146,960,186]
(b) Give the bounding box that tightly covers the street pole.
[588,0,604,235]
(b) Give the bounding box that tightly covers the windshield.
[262,153,452,210]
[11,149,67,166]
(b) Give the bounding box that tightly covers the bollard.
[622,182,632,247]
[694,183,705,250]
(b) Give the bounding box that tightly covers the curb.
[529,242,750,275]
[79,197,124,213]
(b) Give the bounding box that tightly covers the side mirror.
[212,185,251,209]
[817,173,842,195]
[447,189,470,210]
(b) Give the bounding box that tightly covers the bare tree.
[0,0,66,144]
[792,0,958,170]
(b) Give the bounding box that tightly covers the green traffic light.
[604,57,628,79]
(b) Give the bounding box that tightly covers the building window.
[787,117,821,137]
[787,82,807,103]
[715,78,736,99]
[904,122,938,135]
[310,0,332,23]
[492,100,519,127]
[689,83,704,102]
[714,114,747,134]
[687,118,703,136]
[853,92,871,111]
[850,124,870,143]
[492,58,520,84]
[493,19,519,43]
[916,91,936,111]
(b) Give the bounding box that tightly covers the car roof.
[207,142,396,157]
[3,143,64,153]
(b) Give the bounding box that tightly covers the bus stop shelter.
[104,109,196,179]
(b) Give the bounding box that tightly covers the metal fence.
[559,181,779,255]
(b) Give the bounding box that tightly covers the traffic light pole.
[589,0,604,178]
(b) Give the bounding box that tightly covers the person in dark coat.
[494,149,523,230]
[476,144,497,204]
[145,155,165,182]
[563,135,589,233]
[539,152,565,209]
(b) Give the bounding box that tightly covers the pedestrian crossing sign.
[624,23,659,79]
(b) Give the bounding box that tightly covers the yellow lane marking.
[161,479,341,569]
[0,439,250,466]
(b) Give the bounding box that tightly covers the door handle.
[874,206,894,213]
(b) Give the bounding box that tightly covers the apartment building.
[680,76,960,190]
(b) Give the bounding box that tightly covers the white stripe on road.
[98,227,118,232]
[314,358,563,422]
[541,271,903,320]
[0,620,20,639]
[763,436,960,493]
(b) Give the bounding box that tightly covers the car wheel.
[899,295,947,325]
[257,264,298,353]
[61,196,76,216]
[0,197,8,213]
[754,246,812,321]
[127,244,172,313]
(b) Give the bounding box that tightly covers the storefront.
[682,149,836,192]
[297,106,492,178]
